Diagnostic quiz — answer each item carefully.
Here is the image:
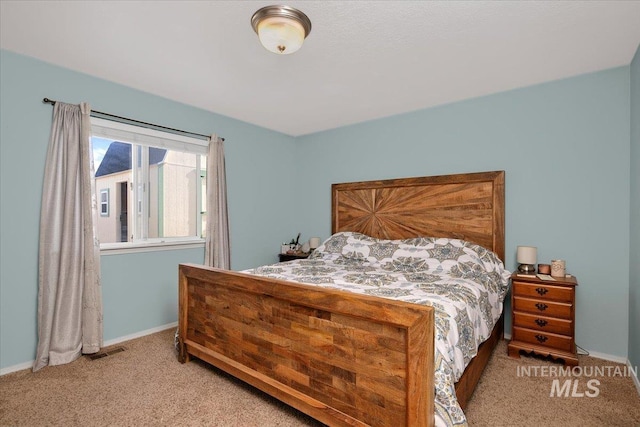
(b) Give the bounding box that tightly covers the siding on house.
[95,148,202,244]
[96,170,129,243]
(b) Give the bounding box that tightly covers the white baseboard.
[0,322,178,377]
[103,321,177,347]
[6,322,637,399]
[586,350,628,364]
[629,360,640,397]
[0,360,34,376]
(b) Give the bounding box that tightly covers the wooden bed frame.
[178,170,505,427]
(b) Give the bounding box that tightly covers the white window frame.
[91,117,208,254]
[100,188,109,217]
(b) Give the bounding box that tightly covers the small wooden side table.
[508,272,579,366]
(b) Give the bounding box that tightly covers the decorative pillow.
[311,232,510,292]
[310,231,376,262]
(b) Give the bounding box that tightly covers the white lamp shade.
[516,246,537,264]
[257,16,305,54]
[309,237,321,249]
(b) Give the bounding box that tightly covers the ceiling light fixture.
[251,5,312,55]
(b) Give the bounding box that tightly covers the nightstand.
[508,273,579,366]
[278,253,310,262]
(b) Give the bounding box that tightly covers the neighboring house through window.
[91,118,208,252]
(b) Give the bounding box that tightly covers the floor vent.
[86,346,126,360]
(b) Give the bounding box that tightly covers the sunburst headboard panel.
[332,171,505,261]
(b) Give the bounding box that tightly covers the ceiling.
[2,1,640,137]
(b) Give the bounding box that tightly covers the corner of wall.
[629,43,640,372]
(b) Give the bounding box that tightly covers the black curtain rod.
[42,98,223,141]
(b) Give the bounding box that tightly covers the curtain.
[204,135,230,269]
[33,102,103,372]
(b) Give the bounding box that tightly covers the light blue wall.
[630,44,640,369]
[1,49,635,370]
[294,67,632,358]
[0,50,294,369]
[100,249,202,340]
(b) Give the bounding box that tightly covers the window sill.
[100,238,205,255]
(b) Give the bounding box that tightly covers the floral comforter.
[243,231,511,427]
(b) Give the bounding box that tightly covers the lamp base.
[518,264,536,274]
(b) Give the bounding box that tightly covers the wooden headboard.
[332,171,505,261]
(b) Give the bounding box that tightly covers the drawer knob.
[535,319,548,327]
[536,287,548,296]
[535,334,548,343]
[535,302,548,311]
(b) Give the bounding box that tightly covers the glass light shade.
[257,16,305,54]
[251,5,311,55]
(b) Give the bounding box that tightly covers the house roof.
[95,142,167,177]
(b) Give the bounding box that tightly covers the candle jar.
[551,259,566,278]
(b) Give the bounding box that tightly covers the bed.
[178,170,509,427]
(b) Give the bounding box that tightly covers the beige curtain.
[34,102,103,372]
[204,135,230,269]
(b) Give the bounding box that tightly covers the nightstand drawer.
[512,281,573,302]
[513,312,572,335]
[512,327,574,353]
[513,296,572,319]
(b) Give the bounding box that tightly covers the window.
[91,118,208,252]
[200,170,207,239]
[100,189,109,216]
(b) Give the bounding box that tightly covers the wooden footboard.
[178,263,435,427]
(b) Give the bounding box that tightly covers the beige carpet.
[1,329,638,426]
[465,341,640,426]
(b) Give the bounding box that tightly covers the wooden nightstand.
[278,253,310,262]
[508,273,579,366]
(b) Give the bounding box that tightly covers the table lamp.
[309,237,321,251]
[516,246,537,273]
